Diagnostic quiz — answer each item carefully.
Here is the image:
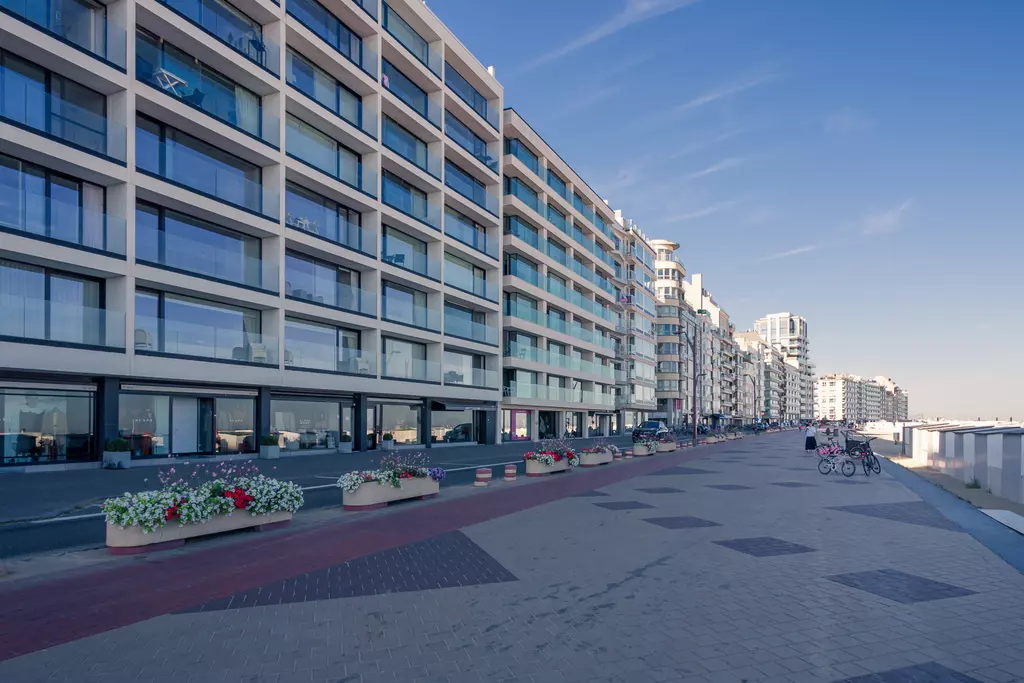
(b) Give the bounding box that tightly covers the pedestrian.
[804,423,818,452]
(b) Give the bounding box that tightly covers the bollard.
[504,464,517,482]
[612,448,622,460]
[475,468,492,487]
[625,448,633,459]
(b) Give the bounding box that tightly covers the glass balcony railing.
[444,315,497,344]
[546,206,567,232]
[504,218,539,250]
[382,62,441,127]
[446,268,493,300]
[0,90,126,162]
[1,0,127,68]
[381,248,440,280]
[136,51,278,147]
[546,313,567,335]
[286,210,375,256]
[444,111,498,172]
[0,185,126,255]
[383,120,441,178]
[286,120,377,197]
[382,356,441,382]
[285,339,376,375]
[546,241,568,266]
[137,131,274,218]
[445,62,499,130]
[545,277,567,300]
[505,258,539,287]
[446,213,496,257]
[138,230,278,292]
[503,382,547,400]
[443,367,498,389]
[382,2,441,77]
[352,0,378,21]
[504,341,542,364]
[287,59,377,139]
[504,300,541,326]
[445,164,498,215]
[504,178,539,213]
[136,314,278,365]
[382,304,440,331]
[286,281,376,316]
[0,293,125,348]
[585,392,616,408]
[381,174,440,229]
[159,0,280,75]
[287,0,374,77]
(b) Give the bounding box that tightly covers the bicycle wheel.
[861,456,871,477]
[817,458,831,475]
[869,453,881,474]
[841,459,856,477]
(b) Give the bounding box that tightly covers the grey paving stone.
[643,516,722,530]
[705,484,754,491]
[650,466,717,476]
[832,661,984,682]
[713,537,817,557]
[826,569,977,605]
[571,490,610,497]
[828,502,962,531]
[830,480,872,485]
[593,501,655,511]
[635,487,685,494]
[772,482,816,488]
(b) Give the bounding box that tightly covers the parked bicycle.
[844,433,881,475]
[818,450,856,477]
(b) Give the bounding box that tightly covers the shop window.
[0,387,95,465]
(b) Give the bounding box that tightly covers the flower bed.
[338,453,445,510]
[524,449,579,476]
[632,440,658,456]
[657,440,676,452]
[103,467,303,553]
[579,446,613,467]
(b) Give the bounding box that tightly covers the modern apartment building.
[0,0,506,468]
[816,373,909,423]
[618,217,657,428]
[500,108,623,441]
[754,312,814,421]
[650,239,692,425]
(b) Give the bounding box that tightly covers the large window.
[136,29,262,138]
[286,114,363,190]
[503,291,539,324]
[381,170,431,225]
[8,0,111,64]
[445,62,491,125]
[382,225,433,277]
[444,110,494,171]
[381,336,430,381]
[431,409,478,444]
[547,204,567,232]
[504,138,539,175]
[445,207,491,256]
[136,114,262,212]
[285,181,364,252]
[444,301,488,342]
[383,3,435,73]
[377,402,420,444]
[286,48,361,129]
[504,215,539,249]
[503,253,539,287]
[503,175,538,212]
[383,115,431,174]
[0,152,109,251]
[134,289,269,364]
[118,391,255,456]
[444,254,488,299]
[382,59,431,123]
[382,281,431,328]
[136,202,265,289]
[0,49,107,156]
[0,259,104,346]
[442,349,484,387]
[547,170,567,200]
[270,399,341,450]
[445,160,491,212]
[287,0,363,69]
[1,386,94,465]
[285,251,362,312]
[284,317,364,373]
[165,0,270,70]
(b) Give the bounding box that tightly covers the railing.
[504,300,541,325]
[505,258,540,287]
[444,111,498,172]
[503,382,548,400]
[505,217,539,250]
[446,165,499,215]
[136,51,279,146]
[383,117,442,177]
[446,212,496,257]
[382,304,440,331]
[382,356,441,382]
[445,266,494,300]
[443,367,499,389]
[285,209,376,256]
[0,185,126,255]
[287,0,374,77]
[382,63,441,126]
[444,316,497,344]
[287,119,377,197]
[160,0,280,75]
[285,340,376,375]
[381,248,440,279]
[381,174,440,228]
[546,241,568,266]
[135,315,278,365]
[445,62,499,130]
[1,90,126,162]
[286,281,376,316]
[138,230,278,292]
[1,0,127,68]
[0,294,125,348]
[382,2,441,77]
[287,56,377,139]
[504,178,539,213]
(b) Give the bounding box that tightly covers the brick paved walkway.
[2,433,1024,683]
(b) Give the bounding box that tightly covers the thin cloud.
[824,107,875,135]
[551,85,622,120]
[687,157,747,179]
[758,245,819,261]
[518,0,700,72]
[861,199,914,235]
[671,72,779,116]
[667,129,746,160]
[658,197,748,224]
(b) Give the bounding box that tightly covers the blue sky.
[429,0,1024,419]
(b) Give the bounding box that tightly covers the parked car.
[632,420,669,442]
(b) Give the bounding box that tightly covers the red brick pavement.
[0,441,738,661]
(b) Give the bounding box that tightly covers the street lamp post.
[744,374,757,426]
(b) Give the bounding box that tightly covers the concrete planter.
[632,444,655,456]
[339,441,353,453]
[656,442,676,453]
[259,445,280,460]
[381,440,396,451]
[106,510,292,554]
[579,449,613,467]
[342,477,439,510]
[525,458,571,476]
[102,451,131,469]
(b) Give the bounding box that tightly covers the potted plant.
[523,449,580,475]
[381,433,396,451]
[102,437,131,469]
[632,438,658,456]
[102,462,303,553]
[259,434,280,460]
[579,446,613,467]
[338,453,445,510]
[657,437,676,453]
[339,433,353,453]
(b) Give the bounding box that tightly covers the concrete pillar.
[355,394,368,452]
[96,377,120,452]
[422,402,432,448]
[257,387,271,440]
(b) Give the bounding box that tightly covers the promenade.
[2,432,1023,683]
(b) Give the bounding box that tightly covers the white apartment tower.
[815,374,909,423]
[0,0,507,465]
[754,312,814,421]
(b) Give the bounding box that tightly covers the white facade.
[815,373,909,423]
[0,0,507,465]
[754,312,814,420]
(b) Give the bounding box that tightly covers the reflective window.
[382,59,427,118]
[383,115,429,172]
[444,160,489,210]
[135,289,265,363]
[1,386,94,465]
[165,0,267,68]
[0,259,102,346]
[383,3,430,68]
[504,138,539,175]
[286,113,361,187]
[445,62,489,122]
[547,170,567,200]
[381,170,430,223]
[271,399,341,450]
[287,0,363,66]
[379,402,420,444]
[285,181,363,251]
[444,111,494,170]
[431,409,478,443]
[445,207,490,254]
[286,48,360,126]
[382,281,427,326]
[285,251,360,309]
[382,225,431,276]
[284,317,362,373]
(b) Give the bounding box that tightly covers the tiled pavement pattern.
[706,483,755,491]
[643,515,722,529]
[4,434,1024,683]
[569,490,610,498]
[635,486,685,494]
[829,501,965,531]
[826,569,978,605]
[592,500,655,511]
[713,536,818,557]
[180,531,518,613]
[773,482,816,488]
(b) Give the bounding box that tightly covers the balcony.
[382,303,440,332]
[135,314,278,365]
[382,2,440,78]
[503,382,547,401]
[285,337,376,375]
[546,241,568,266]
[444,61,498,131]
[444,316,497,345]
[443,367,498,389]
[504,217,539,250]
[158,0,280,76]
[382,59,440,128]
[286,280,376,317]
[138,229,278,293]
[136,44,279,147]
[1,0,127,69]
[381,247,439,280]
[286,116,377,197]
[382,356,441,382]
[285,192,376,256]
[0,183,126,256]
[445,161,497,215]
[445,209,496,258]
[286,49,376,140]
[383,116,441,178]
[0,293,125,349]
[504,177,539,214]
[444,110,498,173]
[445,266,494,302]
[287,0,374,78]
[381,172,440,229]
[504,299,541,326]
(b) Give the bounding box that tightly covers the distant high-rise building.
[815,374,909,422]
[754,313,814,420]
